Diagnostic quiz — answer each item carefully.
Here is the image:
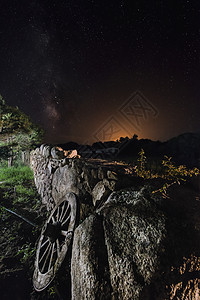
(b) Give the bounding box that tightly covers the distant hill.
[163,132,200,167]
[58,132,200,167]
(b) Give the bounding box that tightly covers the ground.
[0,163,200,299]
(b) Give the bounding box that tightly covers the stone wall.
[31,145,200,299]
[30,144,138,211]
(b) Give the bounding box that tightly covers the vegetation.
[0,165,34,184]
[135,149,200,197]
[17,243,36,263]
[0,163,44,294]
[0,96,61,298]
[0,164,41,212]
[0,96,43,266]
[0,95,43,150]
[0,95,44,167]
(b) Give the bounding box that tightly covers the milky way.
[0,1,200,143]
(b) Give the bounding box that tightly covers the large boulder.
[99,187,166,299]
[52,165,79,204]
[71,215,112,300]
[71,185,166,299]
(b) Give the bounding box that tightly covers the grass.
[0,163,41,263]
[0,165,34,185]
[17,242,36,263]
[0,164,41,210]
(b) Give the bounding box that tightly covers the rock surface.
[92,181,110,206]
[71,215,112,300]
[71,186,166,300]
[52,165,79,202]
[30,145,200,299]
[30,145,138,210]
[101,188,166,299]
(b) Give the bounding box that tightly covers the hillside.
[58,132,200,167]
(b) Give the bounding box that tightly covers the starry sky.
[0,0,200,144]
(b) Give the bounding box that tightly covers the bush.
[135,149,200,197]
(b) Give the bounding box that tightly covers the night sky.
[0,0,200,144]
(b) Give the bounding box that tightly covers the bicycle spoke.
[59,202,66,222]
[40,238,48,249]
[56,206,60,221]
[56,239,60,257]
[39,241,51,264]
[41,244,52,273]
[62,213,70,226]
[48,243,55,271]
[60,202,69,223]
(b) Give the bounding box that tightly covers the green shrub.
[135,149,200,197]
